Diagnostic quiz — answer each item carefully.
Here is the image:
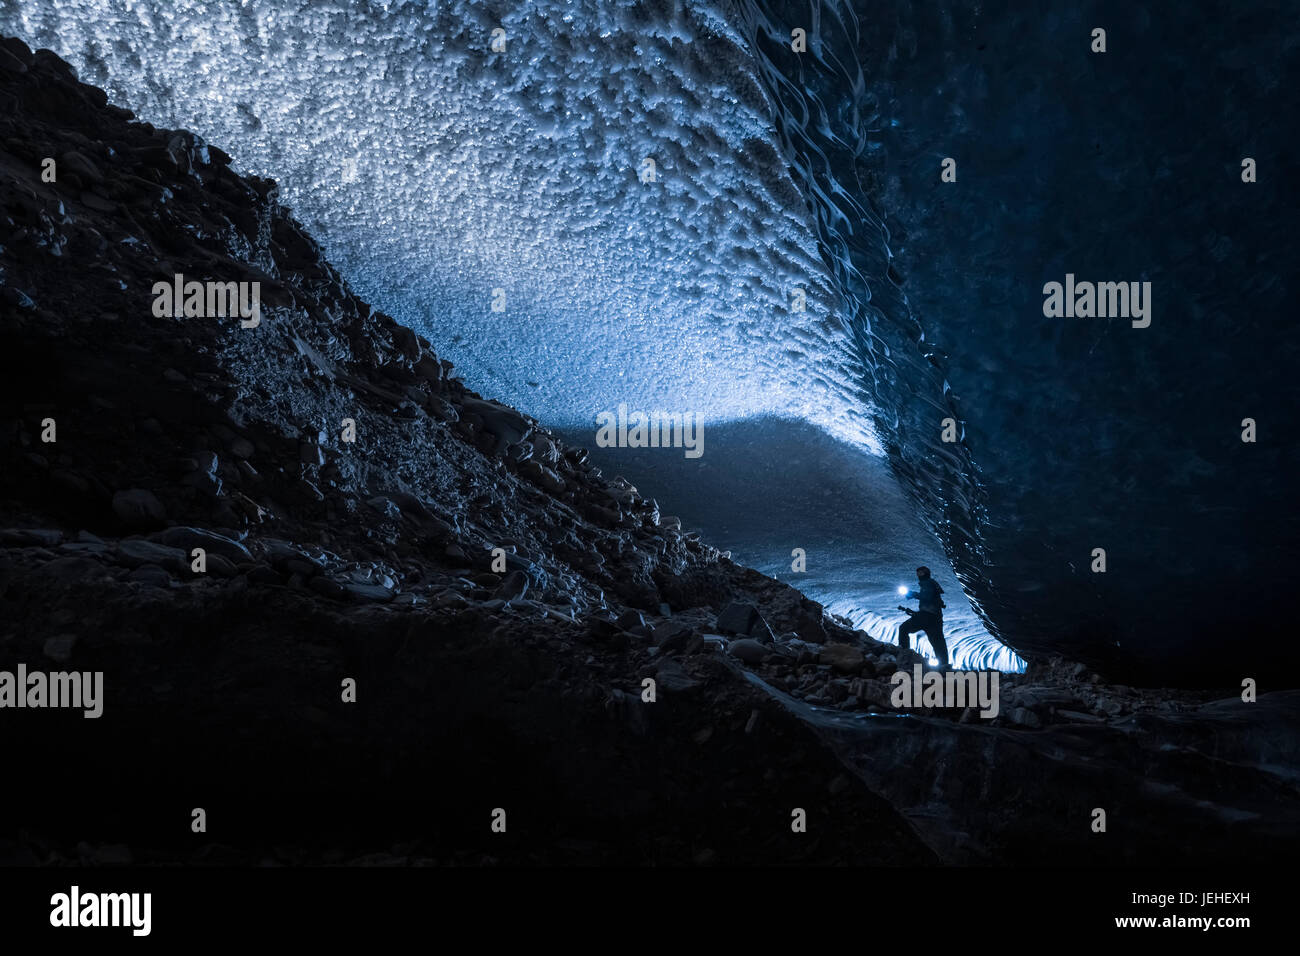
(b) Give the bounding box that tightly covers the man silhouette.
[898,566,949,669]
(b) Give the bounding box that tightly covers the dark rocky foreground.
[1,37,1296,866]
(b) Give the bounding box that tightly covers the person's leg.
[926,618,949,669]
[897,616,919,655]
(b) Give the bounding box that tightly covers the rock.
[1008,706,1043,728]
[366,496,402,520]
[88,844,133,866]
[195,450,219,475]
[716,602,775,643]
[42,634,77,663]
[182,469,222,497]
[492,570,529,603]
[308,576,347,600]
[112,489,166,529]
[49,470,89,496]
[727,638,770,664]
[0,46,27,75]
[80,190,117,213]
[128,564,173,587]
[391,324,421,361]
[245,564,282,585]
[341,581,395,603]
[428,396,458,422]
[819,643,864,674]
[432,590,469,609]
[654,659,701,693]
[414,354,443,384]
[58,541,109,556]
[461,397,531,453]
[520,459,565,494]
[116,539,187,570]
[156,527,252,563]
[0,37,33,67]
[652,621,693,653]
[1,528,63,547]
[616,609,646,631]
[257,538,322,569]
[895,646,928,669]
[528,433,560,465]
[62,150,104,183]
[285,558,320,578]
[300,442,326,466]
[858,679,895,709]
[42,556,109,582]
[229,437,255,459]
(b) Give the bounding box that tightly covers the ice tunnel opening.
[565,416,1025,673]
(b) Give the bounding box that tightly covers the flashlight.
[897,586,909,596]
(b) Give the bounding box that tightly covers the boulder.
[727,638,770,664]
[112,489,166,529]
[116,539,187,570]
[1007,706,1043,729]
[155,527,252,564]
[819,643,865,674]
[653,621,694,653]
[1,528,63,547]
[715,602,775,643]
[341,582,395,604]
[43,634,77,663]
[654,659,701,694]
[520,459,565,494]
[128,564,174,587]
[492,570,529,603]
[461,397,531,453]
[616,609,646,631]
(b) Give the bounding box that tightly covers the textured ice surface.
[7,0,876,450]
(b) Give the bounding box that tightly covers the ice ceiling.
[9,0,880,451]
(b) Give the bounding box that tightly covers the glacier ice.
[7,0,878,449]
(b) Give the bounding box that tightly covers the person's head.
[916,566,931,580]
